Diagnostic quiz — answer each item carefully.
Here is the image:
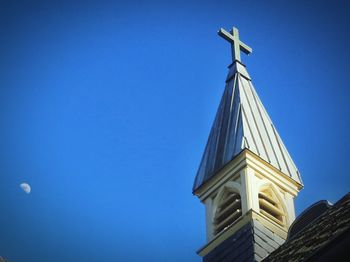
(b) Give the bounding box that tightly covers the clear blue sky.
[1,1,350,261]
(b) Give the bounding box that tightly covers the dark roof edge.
[263,192,350,261]
[287,192,350,241]
[287,200,332,240]
[333,192,350,207]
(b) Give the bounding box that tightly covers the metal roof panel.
[193,62,302,191]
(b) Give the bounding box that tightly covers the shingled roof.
[263,192,350,262]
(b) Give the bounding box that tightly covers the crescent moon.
[20,183,31,194]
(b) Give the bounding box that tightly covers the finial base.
[226,61,251,82]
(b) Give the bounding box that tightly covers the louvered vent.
[214,192,242,235]
[259,190,284,225]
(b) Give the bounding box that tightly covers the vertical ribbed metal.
[193,62,302,191]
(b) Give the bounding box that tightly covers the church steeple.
[193,27,303,262]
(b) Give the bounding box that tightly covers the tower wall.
[195,150,301,261]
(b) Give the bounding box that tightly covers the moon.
[20,183,31,194]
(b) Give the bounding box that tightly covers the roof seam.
[241,105,260,155]
[223,73,238,161]
[248,80,281,170]
[239,75,270,162]
[271,124,292,175]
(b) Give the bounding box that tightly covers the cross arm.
[240,42,252,54]
[218,28,234,43]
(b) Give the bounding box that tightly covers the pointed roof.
[193,61,302,191]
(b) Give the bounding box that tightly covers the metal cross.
[218,27,252,63]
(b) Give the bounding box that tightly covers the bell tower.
[193,27,303,261]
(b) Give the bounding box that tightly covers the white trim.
[205,197,213,241]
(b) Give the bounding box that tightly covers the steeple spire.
[193,27,303,262]
[218,27,252,63]
[194,27,302,192]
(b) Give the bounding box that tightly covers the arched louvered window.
[259,189,285,226]
[214,191,242,235]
